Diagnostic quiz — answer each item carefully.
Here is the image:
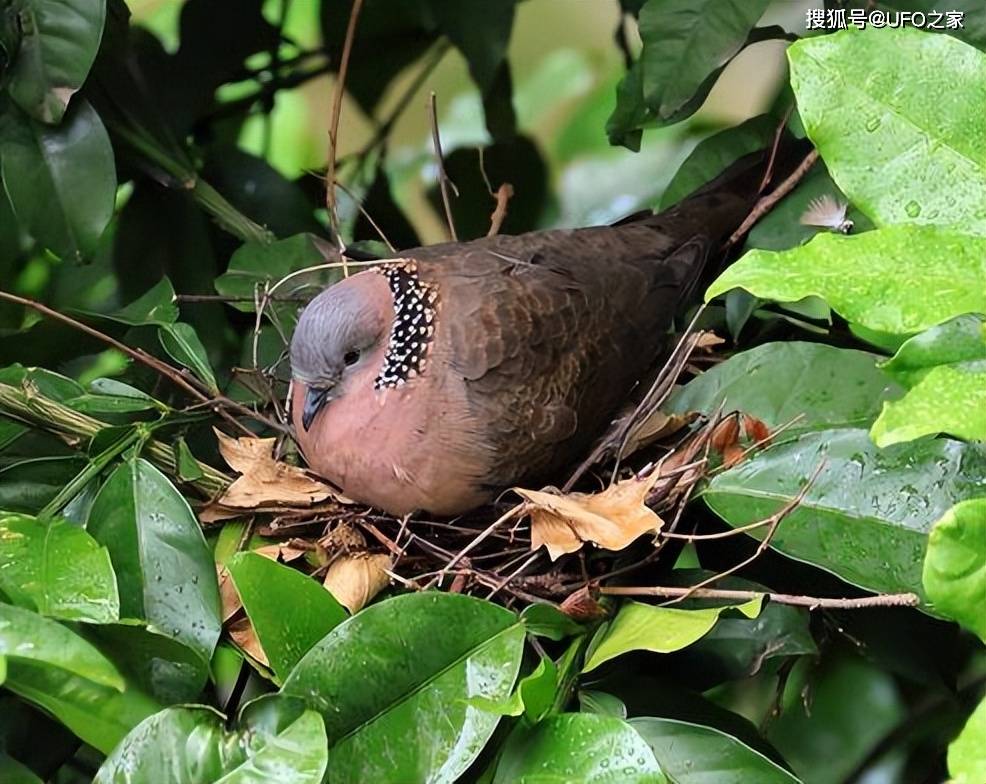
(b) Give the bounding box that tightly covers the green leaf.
[0,752,43,784]
[880,314,986,383]
[158,322,219,393]
[923,498,986,641]
[0,512,119,623]
[788,26,986,235]
[579,690,627,719]
[471,655,557,723]
[520,602,586,641]
[583,598,762,672]
[227,552,347,682]
[4,658,158,753]
[493,713,665,784]
[0,603,121,687]
[631,717,801,784]
[87,458,221,689]
[0,97,115,260]
[282,592,525,784]
[706,226,986,334]
[704,428,986,597]
[173,438,204,482]
[0,456,87,514]
[98,278,179,326]
[664,342,902,432]
[660,115,776,209]
[5,0,107,123]
[871,362,986,445]
[639,0,772,122]
[948,697,986,784]
[93,703,328,784]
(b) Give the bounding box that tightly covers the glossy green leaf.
[97,278,178,326]
[0,512,119,623]
[880,314,986,383]
[520,602,586,641]
[158,323,219,393]
[704,428,986,597]
[579,690,627,719]
[631,717,801,783]
[871,362,986,445]
[5,0,106,123]
[707,226,986,334]
[493,713,665,784]
[0,603,121,687]
[948,697,986,784]
[923,498,986,641]
[471,655,557,723]
[0,97,115,260]
[227,552,347,682]
[87,459,221,689]
[665,342,902,432]
[282,592,525,784]
[93,703,328,784]
[660,115,775,209]
[788,26,986,235]
[583,598,762,672]
[0,456,86,514]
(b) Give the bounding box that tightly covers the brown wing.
[413,225,712,488]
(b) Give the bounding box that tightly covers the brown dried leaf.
[517,471,665,561]
[323,552,392,613]
[710,415,740,453]
[742,413,772,446]
[722,444,747,469]
[228,616,269,666]
[217,564,242,622]
[560,586,607,622]
[214,428,341,508]
[692,330,726,350]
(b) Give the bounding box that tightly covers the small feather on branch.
[800,194,854,233]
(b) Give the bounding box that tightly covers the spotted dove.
[290,151,782,515]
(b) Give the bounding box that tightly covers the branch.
[487,183,514,237]
[325,0,365,235]
[0,382,230,497]
[599,585,921,610]
[428,91,458,241]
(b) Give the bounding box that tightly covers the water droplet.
[865,116,881,132]
[905,200,921,217]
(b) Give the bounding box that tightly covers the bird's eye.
[343,349,361,366]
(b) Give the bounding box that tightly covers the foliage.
[0,1,983,782]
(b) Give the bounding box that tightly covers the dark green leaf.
[493,713,665,784]
[583,598,762,672]
[0,512,119,623]
[665,342,902,432]
[923,498,986,641]
[98,278,178,326]
[282,592,525,783]
[0,97,115,260]
[631,717,801,783]
[660,115,776,209]
[2,658,158,753]
[227,552,347,682]
[707,226,986,334]
[5,0,106,123]
[0,752,42,784]
[158,322,218,393]
[579,690,628,719]
[87,458,221,689]
[173,438,203,482]
[93,702,328,783]
[0,456,86,514]
[703,428,986,598]
[788,26,986,235]
[520,602,586,641]
[0,603,121,687]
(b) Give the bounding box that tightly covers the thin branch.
[725,149,820,250]
[758,106,794,193]
[325,0,365,236]
[175,294,307,304]
[334,180,396,252]
[600,586,920,610]
[428,91,458,241]
[487,183,514,237]
[424,504,524,589]
[0,290,286,434]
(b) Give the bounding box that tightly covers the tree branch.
[599,586,921,609]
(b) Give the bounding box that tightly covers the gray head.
[290,273,391,430]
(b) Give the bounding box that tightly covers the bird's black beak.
[302,386,331,431]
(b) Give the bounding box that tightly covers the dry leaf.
[710,415,740,453]
[214,428,340,508]
[626,410,698,453]
[323,553,392,613]
[217,564,242,622]
[692,330,726,350]
[517,471,665,561]
[560,586,607,621]
[742,413,772,446]
[722,444,747,469]
[228,616,269,666]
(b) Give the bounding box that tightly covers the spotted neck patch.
[373,260,439,389]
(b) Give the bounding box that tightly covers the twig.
[600,586,920,610]
[424,504,524,589]
[487,183,514,237]
[725,149,820,250]
[175,294,308,304]
[486,551,542,600]
[325,0,365,236]
[662,460,826,605]
[0,382,230,497]
[0,290,285,434]
[758,106,794,193]
[428,91,458,241]
[334,180,396,252]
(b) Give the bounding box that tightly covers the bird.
[290,149,792,516]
